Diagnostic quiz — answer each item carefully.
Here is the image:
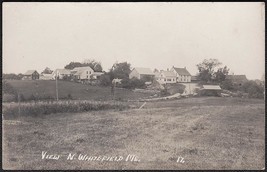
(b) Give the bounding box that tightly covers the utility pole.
[56,73,59,101]
[18,92,21,118]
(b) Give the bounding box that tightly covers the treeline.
[196,59,264,99]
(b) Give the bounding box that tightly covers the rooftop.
[172,67,191,76]
[133,67,155,75]
[202,85,222,90]
[24,70,38,75]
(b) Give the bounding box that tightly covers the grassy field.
[5,80,156,101]
[2,97,264,170]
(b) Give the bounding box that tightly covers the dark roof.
[172,67,191,76]
[24,70,38,75]
[226,75,248,82]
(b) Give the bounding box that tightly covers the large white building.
[71,66,95,80]
[170,67,191,83]
[155,70,176,84]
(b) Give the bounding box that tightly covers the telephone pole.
[56,73,59,101]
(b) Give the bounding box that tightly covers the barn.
[22,70,39,80]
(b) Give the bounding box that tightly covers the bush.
[240,81,264,99]
[2,81,17,95]
[121,78,146,89]
[220,79,235,91]
[99,74,111,86]
[2,100,130,119]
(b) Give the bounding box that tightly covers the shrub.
[240,81,264,99]
[2,100,130,119]
[121,78,146,89]
[99,74,111,86]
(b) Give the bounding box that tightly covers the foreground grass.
[2,97,265,170]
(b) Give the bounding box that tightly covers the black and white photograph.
[2,2,265,170]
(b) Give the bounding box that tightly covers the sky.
[3,2,265,80]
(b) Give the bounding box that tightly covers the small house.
[52,69,71,80]
[200,85,222,96]
[129,67,155,81]
[39,73,53,80]
[22,70,39,80]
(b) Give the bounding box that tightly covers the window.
[86,71,88,74]
[89,71,91,74]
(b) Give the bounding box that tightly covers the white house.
[129,67,155,81]
[52,69,71,79]
[71,66,94,81]
[171,67,191,83]
[155,70,176,84]
[39,73,54,80]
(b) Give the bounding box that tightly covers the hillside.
[5,80,155,101]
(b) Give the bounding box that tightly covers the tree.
[241,80,264,99]
[65,59,103,72]
[64,62,84,70]
[83,59,103,72]
[42,67,53,74]
[3,73,23,80]
[109,62,131,80]
[196,59,229,84]
[214,66,230,83]
[99,74,111,86]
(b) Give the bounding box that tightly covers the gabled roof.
[73,70,84,76]
[202,85,221,90]
[133,67,154,75]
[161,71,176,77]
[24,70,38,75]
[226,75,248,82]
[172,67,191,76]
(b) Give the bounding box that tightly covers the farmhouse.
[170,67,191,83]
[171,67,191,82]
[129,67,155,81]
[52,69,71,80]
[226,75,248,86]
[155,70,176,84]
[71,66,94,81]
[22,70,39,80]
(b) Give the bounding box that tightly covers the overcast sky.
[3,2,265,79]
